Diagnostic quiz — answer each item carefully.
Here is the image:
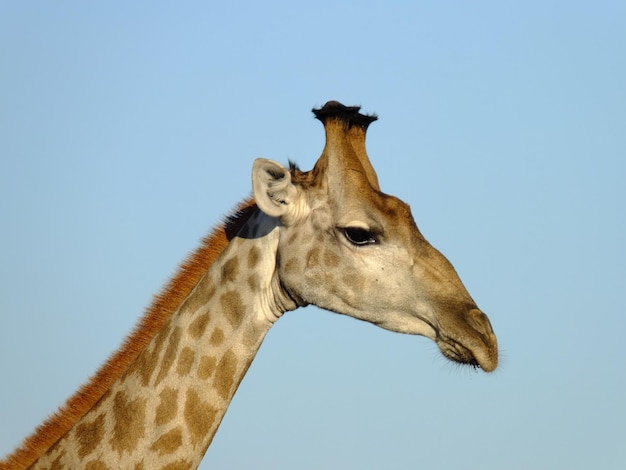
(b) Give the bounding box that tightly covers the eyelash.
[342,227,379,246]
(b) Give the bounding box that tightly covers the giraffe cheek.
[340,272,366,300]
[305,247,321,268]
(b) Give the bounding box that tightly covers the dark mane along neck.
[2,199,258,470]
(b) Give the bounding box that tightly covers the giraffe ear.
[252,158,299,221]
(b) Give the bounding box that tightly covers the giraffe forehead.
[319,188,416,233]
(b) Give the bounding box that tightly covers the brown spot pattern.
[209,328,224,346]
[0,201,258,470]
[220,291,245,328]
[150,427,183,455]
[188,312,210,339]
[198,355,217,380]
[247,273,260,291]
[134,326,169,386]
[155,387,178,426]
[49,450,67,469]
[214,349,238,401]
[306,247,320,268]
[176,346,195,377]
[183,274,216,314]
[184,389,217,446]
[323,272,335,286]
[300,231,314,244]
[161,460,193,470]
[221,256,240,283]
[341,272,364,293]
[86,460,111,470]
[76,413,105,459]
[283,257,299,275]
[323,249,340,267]
[247,246,261,269]
[155,327,182,386]
[110,391,147,455]
[243,323,263,347]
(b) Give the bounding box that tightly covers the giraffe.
[1,101,498,469]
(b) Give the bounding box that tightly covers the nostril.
[467,308,494,334]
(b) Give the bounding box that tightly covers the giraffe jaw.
[379,307,498,372]
[329,301,499,372]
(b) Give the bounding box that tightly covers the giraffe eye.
[342,227,378,246]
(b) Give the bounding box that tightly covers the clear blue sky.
[1,2,624,469]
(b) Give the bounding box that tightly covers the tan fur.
[2,101,498,468]
[1,199,257,470]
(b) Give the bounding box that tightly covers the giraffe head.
[252,101,497,372]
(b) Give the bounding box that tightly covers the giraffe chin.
[435,331,498,372]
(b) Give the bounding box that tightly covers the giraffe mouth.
[372,313,495,370]
[435,331,498,372]
[432,308,498,372]
[436,336,483,369]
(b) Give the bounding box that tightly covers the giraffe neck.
[30,208,296,469]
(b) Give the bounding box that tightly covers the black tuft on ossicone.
[312,100,378,130]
